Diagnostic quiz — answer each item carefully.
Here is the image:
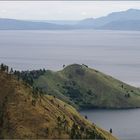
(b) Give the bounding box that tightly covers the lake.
[0,30,140,139]
[80,109,140,140]
[0,30,140,87]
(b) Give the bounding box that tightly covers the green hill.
[33,64,140,109]
[0,70,116,139]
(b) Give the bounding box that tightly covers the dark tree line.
[0,63,46,86]
[0,63,13,74]
[14,69,46,86]
[0,63,47,98]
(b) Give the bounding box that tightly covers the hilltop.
[0,69,116,139]
[31,64,140,109]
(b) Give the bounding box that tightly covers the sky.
[0,1,140,20]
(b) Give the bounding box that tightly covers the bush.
[75,68,85,76]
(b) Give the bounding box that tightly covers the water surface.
[80,109,140,140]
[0,30,140,139]
[0,30,140,86]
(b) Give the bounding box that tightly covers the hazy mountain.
[0,18,71,30]
[1,9,140,30]
[78,9,140,29]
[34,20,79,25]
[99,20,140,30]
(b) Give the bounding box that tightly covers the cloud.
[81,12,87,16]
[0,1,140,20]
[1,9,7,13]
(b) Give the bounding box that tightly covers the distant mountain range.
[1,9,140,30]
[0,18,72,30]
[33,20,79,25]
[78,9,140,30]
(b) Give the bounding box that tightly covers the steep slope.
[33,64,140,109]
[0,71,116,139]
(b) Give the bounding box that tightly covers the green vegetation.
[30,64,140,109]
[0,65,116,139]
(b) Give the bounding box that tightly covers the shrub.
[75,68,85,76]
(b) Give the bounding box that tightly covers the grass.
[34,64,140,109]
[0,71,117,139]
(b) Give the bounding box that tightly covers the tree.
[45,127,49,137]
[57,116,62,136]
[70,123,77,138]
[10,68,14,74]
[125,93,130,98]
[0,63,8,72]
[109,128,112,134]
[5,66,9,73]
[87,89,92,95]
[85,115,88,119]
[32,99,36,106]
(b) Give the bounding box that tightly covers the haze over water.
[0,30,140,87]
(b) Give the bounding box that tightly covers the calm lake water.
[80,109,140,140]
[0,30,140,139]
[0,30,140,87]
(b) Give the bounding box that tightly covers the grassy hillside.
[0,71,116,139]
[33,64,140,109]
